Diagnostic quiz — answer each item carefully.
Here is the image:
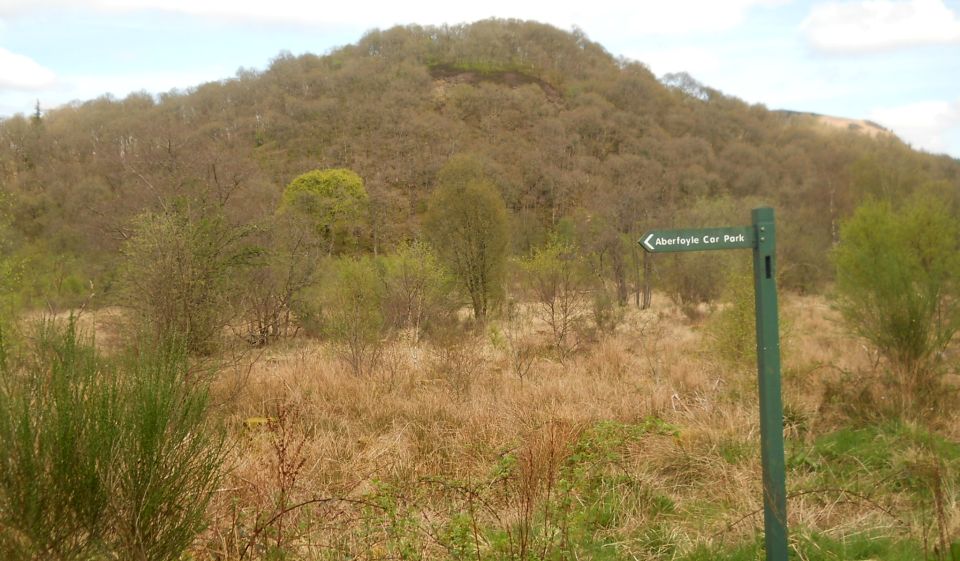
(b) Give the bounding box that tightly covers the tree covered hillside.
[2,19,959,311]
[4,21,960,560]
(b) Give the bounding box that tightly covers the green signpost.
[640,207,788,561]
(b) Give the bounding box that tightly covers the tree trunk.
[642,251,652,310]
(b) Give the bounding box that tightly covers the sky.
[1,0,958,159]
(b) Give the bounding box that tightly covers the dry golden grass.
[72,292,955,559]
[221,296,770,552]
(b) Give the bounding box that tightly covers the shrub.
[118,203,256,355]
[238,213,322,345]
[832,196,960,415]
[707,267,756,367]
[279,168,368,255]
[380,240,457,343]
[520,238,590,358]
[320,256,387,376]
[0,320,225,560]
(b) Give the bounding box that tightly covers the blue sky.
[1,0,958,158]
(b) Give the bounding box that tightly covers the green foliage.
[318,256,386,376]
[367,481,424,560]
[110,342,225,561]
[519,237,589,356]
[425,155,509,321]
[553,419,679,558]
[380,240,458,342]
[487,418,679,560]
[801,422,959,497]
[118,203,257,355]
[280,168,368,255]
[15,246,90,310]
[680,530,925,561]
[0,319,224,561]
[832,195,960,414]
[0,197,22,340]
[707,267,756,367]
[0,320,115,560]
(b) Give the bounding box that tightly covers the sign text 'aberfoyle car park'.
[639,227,755,253]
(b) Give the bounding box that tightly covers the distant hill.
[774,110,892,138]
[1,18,958,299]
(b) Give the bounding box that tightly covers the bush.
[519,238,590,357]
[237,212,322,345]
[707,267,756,367]
[0,320,225,560]
[118,203,256,355]
[380,240,457,343]
[279,168,368,255]
[832,196,960,415]
[319,257,387,376]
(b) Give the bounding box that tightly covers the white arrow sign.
[642,233,656,252]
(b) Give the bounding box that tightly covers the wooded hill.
[2,19,959,310]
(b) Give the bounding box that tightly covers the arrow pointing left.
[642,233,656,252]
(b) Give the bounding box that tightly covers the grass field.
[141,292,960,560]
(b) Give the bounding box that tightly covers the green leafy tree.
[280,168,368,255]
[425,156,509,321]
[832,196,960,414]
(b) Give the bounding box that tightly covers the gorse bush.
[832,195,960,416]
[0,320,115,560]
[0,319,225,561]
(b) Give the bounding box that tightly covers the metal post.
[751,207,788,561]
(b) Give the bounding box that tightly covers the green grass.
[794,421,960,497]
[681,530,926,561]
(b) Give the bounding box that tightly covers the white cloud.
[57,66,235,101]
[0,0,778,34]
[869,99,960,154]
[631,46,722,78]
[0,47,56,90]
[0,67,234,117]
[802,0,960,53]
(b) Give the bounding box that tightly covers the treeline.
[3,20,960,559]
[1,19,959,319]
